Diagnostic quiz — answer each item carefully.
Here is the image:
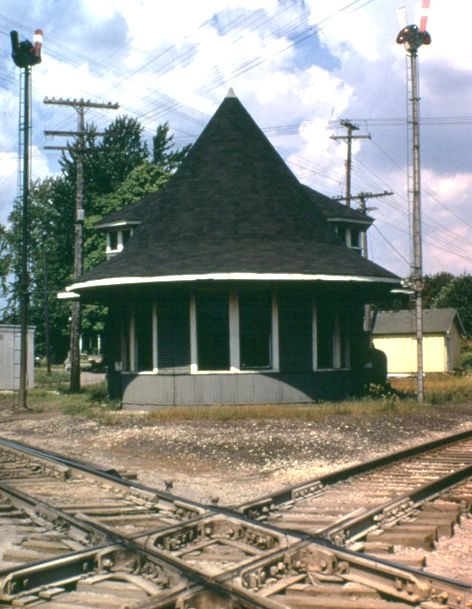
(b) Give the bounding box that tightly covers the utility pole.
[44,98,119,392]
[43,252,51,375]
[354,191,393,257]
[333,190,393,257]
[333,190,393,334]
[10,29,43,409]
[330,120,370,207]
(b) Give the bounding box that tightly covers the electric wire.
[361,138,472,246]
[2,4,472,273]
[351,157,472,262]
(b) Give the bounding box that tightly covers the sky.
[1,0,472,282]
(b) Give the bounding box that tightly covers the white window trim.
[347,227,363,253]
[123,292,280,375]
[106,228,134,256]
[126,301,159,374]
[190,291,278,374]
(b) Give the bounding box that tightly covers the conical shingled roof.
[71,93,399,289]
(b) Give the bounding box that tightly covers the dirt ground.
[0,397,471,507]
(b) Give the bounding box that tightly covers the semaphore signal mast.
[10,28,43,410]
[396,1,431,403]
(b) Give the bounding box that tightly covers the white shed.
[0,325,35,390]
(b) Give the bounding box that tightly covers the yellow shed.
[372,308,464,376]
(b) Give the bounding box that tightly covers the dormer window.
[349,228,362,253]
[109,231,118,251]
[122,229,132,246]
[336,225,346,244]
[106,227,134,258]
[334,225,364,255]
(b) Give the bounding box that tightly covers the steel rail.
[0,436,206,515]
[0,433,471,607]
[2,501,470,609]
[2,429,471,517]
[238,428,472,518]
[0,480,109,545]
[314,463,472,545]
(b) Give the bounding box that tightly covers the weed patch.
[3,367,472,424]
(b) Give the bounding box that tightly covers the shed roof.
[373,308,465,336]
[69,92,399,293]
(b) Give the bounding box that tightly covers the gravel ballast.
[0,399,471,582]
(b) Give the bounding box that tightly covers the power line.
[329,116,472,128]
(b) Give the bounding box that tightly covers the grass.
[1,367,471,425]
[389,374,472,405]
[0,367,119,423]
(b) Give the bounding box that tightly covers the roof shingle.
[373,308,465,335]
[74,93,399,288]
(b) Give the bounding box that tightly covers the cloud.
[1,0,471,277]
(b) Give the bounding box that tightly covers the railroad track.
[238,430,472,561]
[0,431,470,608]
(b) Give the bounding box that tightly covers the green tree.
[4,116,190,364]
[422,272,454,308]
[79,124,190,355]
[153,123,191,171]
[0,224,11,296]
[433,273,472,335]
[4,176,75,363]
[85,162,171,272]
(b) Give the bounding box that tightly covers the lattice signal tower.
[396,2,431,403]
[10,29,43,409]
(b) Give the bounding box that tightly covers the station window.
[239,292,273,369]
[315,302,335,369]
[121,311,131,371]
[122,290,278,374]
[134,302,153,372]
[196,293,230,371]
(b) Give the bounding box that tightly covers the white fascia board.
[66,272,400,292]
[57,290,80,300]
[95,220,141,229]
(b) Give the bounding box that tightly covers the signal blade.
[419,0,430,32]
[397,6,408,27]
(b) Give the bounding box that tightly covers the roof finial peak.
[226,87,237,98]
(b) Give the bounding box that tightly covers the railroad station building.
[64,91,401,407]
